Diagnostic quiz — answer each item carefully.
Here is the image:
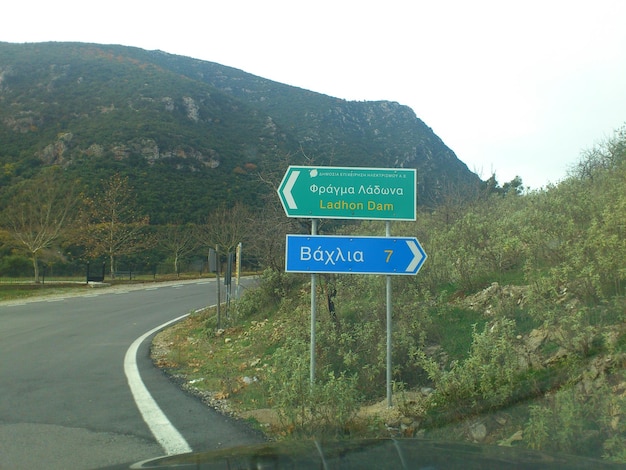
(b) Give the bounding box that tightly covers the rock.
[469,422,487,442]
[526,328,547,351]
[498,430,523,447]
[250,358,261,367]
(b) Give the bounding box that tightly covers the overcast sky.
[3,0,626,189]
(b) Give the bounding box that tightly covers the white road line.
[124,313,192,455]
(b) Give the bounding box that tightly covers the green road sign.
[277,166,416,220]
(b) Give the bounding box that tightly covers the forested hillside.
[155,127,626,462]
[0,42,477,219]
[0,41,480,279]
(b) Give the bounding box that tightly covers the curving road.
[0,279,263,469]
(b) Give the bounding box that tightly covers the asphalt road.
[0,279,264,469]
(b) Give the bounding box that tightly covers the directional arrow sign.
[277,166,416,220]
[285,235,427,275]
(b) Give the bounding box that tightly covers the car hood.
[102,438,623,469]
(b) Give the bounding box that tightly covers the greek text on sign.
[278,166,416,220]
[285,235,427,275]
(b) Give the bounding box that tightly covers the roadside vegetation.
[0,273,208,302]
[152,128,626,462]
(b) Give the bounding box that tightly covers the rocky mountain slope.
[0,42,479,222]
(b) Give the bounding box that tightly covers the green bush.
[524,374,626,461]
[415,318,523,424]
[266,336,361,437]
[0,254,31,277]
[234,268,300,320]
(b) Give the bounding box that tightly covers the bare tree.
[572,128,626,180]
[3,170,78,282]
[255,159,310,270]
[81,173,151,279]
[197,203,252,255]
[158,223,198,277]
[246,203,295,271]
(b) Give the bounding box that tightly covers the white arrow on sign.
[406,240,424,273]
[283,170,300,209]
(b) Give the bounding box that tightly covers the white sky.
[3,0,626,189]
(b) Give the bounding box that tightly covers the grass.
[0,272,221,302]
[153,307,279,411]
[0,281,89,301]
[434,306,486,362]
[148,276,626,459]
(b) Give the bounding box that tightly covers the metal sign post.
[310,220,318,386]
[279,165,426,403]
[386,222,393,407]
[209,247,221,330]
[225,252,234,312]
[235,242,242,297]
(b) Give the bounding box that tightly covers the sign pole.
[278,165,425,399]
[386,221,393,407]
[310,219,318,386]
[216,245,221,330]
[236,242,242,297]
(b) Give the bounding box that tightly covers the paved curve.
[0,280,263,469]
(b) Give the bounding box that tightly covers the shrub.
[0,254,31,277]
[524,375,626,461]
[266,336,361,437]
[234,268,299,320]
[415,318,523,425]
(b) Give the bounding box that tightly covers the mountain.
[0,42,479,224]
